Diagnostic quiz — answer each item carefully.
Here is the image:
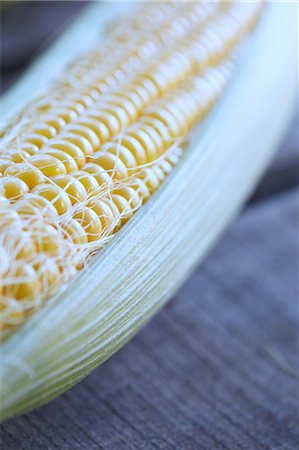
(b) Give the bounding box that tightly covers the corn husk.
[0,2,297,420]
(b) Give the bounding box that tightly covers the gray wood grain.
[1,187,298,450]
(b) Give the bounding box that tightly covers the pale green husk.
[0,2,297,421]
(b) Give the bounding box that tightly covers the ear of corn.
[0,1,297,420]
[0,1,262,333]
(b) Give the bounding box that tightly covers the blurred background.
[0,2,298,449]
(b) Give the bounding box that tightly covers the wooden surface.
[1,3,298,449]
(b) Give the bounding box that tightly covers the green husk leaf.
[0,2,297,420]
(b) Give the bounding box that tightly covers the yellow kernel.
[4,163,45,189]
[48,140,86,168]
[30,155,67,177]
[32,184,72,215]
[127,128,159,161]
[106,95,138,121]
[72,171,99,193]
[44,115,66,132]
[105,144,137,169]
[73,207,102,242]
[140,72,168,94]
[62,133,94,156]
[119,135,147,166]
[0,159,13,175]
[14,201,43,219]
[120,91,144,112]
[32,224,61,256]
[42,149,78,173]
[69,93,94,109]
[19,143,39,156]
[35,256,61,291]
[140,117,172,145]
[88,111,119,137]
[101,105,130,130]
[163,104,189,134]
[52,108,78,123]
[15,193,58,218]
[16,233,37,260]
[3,264,40,300]
[130,84,152,107]
[0,222,36,260]
[0,299,25,329]
[76,118,110,144]
[91,152,128,180]
[22,133,48,148]
[31,123,57,138]
[111,194,133,223]
[141,167,161,192]
[114,186,142,210]
[65,125,99,152]
[52,174,87,204]
[83,163,111,187]
[62,101,85,116]
[88,198,119,231]
[3,149,30,163]
[152,164,166,182]
[138,124,166,155]
[0,177,29,200]
[62,218,88,245]
[131,178,151,201]
[149,109,182,137]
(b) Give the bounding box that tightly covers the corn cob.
[1,2,259,156]
[1,2,220,146]
[0,0,297,421]
[0,2,264,335]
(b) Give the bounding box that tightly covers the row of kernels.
[1,1,222,161]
